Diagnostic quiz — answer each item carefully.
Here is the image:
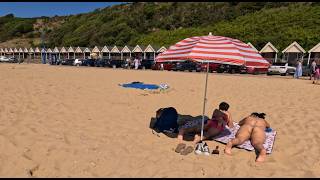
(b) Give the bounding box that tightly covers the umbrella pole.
[200,61,210,141]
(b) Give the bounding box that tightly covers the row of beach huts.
[1,41,320,65]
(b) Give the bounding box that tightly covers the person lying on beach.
[177,102,234,144]
[224,112,270,163]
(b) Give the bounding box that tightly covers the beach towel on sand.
[120,82,159,90]
[213,122,277,154]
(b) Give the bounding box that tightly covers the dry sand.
[0,63,319,177]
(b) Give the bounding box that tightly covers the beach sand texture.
[0,63,319,177]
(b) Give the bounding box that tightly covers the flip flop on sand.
[175,143,186,153]
[180,146,194,155]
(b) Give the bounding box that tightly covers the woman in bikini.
[192,102,234,144]
[224,112,270,163]
[175,102,233,155]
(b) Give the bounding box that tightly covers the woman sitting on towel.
[177,102,234,144]
[224,112,270,163]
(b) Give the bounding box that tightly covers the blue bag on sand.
[152,107,178,133]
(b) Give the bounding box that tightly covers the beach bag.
[150,107,178,133]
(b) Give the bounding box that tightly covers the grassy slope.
[137,3,320,52]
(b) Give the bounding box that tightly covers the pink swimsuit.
[207,113,228,132]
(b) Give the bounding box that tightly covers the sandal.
[212,146,219,154]
[175,143,186,153]
[180,146,194,155]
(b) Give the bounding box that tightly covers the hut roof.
[282,41,306,54]
[259,42,279,53]
[100,46,110,52]
[247,42,258,52]
[156,46,167,53]
[144,44,156,52]
[132,45,144,53]
[92,46,102,53]
[68,46,75,52]
[110,46,120,53]
[121,45,131,53]
[308,42,320,53]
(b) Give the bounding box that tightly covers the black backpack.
[150,107,178,133]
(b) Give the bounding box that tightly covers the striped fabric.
[156,35,270,68]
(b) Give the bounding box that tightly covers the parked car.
[200,63,221,73]
[49,58,62,65]
[151,61,176,71]
[140,59,155,69]
[95,58,110,67]
[81,58,95,67]
[0,56,10,62]
[267,62,296,76]
[74,58,82,66]
[217,64,248,74]
[8,56,18,63]
[61,59,75,66]
[246,66,269,75]
[171,61,202,72]
[106,59,125,68]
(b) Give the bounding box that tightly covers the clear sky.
[0,2,126,18]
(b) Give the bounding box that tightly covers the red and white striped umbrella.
[156,34,270,68]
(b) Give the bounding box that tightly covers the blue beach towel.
[120,82,160,90]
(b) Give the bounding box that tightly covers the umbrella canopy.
[156,33,270,68]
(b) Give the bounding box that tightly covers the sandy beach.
[0,63,319,177]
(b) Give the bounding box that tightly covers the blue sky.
[0,2,126,18]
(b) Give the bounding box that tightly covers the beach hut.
[68,46,75,59]
[23,47,29,60]
[282,41,306,66]
[92,46,102,58]
[9,48,14,57]
[46,48,52,61]
[110,46,121,60]
[132,45,145,59]
[120,45,132,60]
[59,47,68,60]
[34,47,41,60]
[18,48,23,59]
[14,48,19,57]
[259,42,279,64]
[28,47,35,60]
[155,46,167,57]
[53,47,60,60]
[83,47,91,59]
[4,48,9,56]
[144,44,156,60]
[101,46,111,59]
[307,42,320,65]
[74,47,84,59]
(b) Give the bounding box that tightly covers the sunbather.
[224,112,270,163]
[177,102,234,144]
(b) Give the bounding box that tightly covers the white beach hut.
[282,41,306,66]
[307,42,320,65]
[259,42,279,64]
[144,44,156,60]
[110,46,121,60]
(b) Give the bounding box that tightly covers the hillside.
[138,3,320,51]
[0,2,319,52]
